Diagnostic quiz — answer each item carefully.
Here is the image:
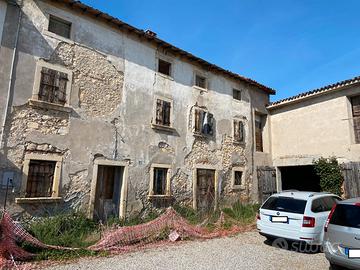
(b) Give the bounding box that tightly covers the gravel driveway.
[46,231,329,270]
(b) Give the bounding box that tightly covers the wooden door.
[257,166,277,203]
[196,169,215,212]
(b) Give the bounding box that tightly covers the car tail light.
[324,204,337,232]
[256,211,261,220]
[302,216,315,227]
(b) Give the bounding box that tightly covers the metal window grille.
[39,67,68,105]
[25,160,56,198]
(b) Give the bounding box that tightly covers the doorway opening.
[94,165,124,221]
[280,165,320,192]
[195,169,216,213]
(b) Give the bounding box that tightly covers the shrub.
[314,157,343,196]
[222,202,259,224]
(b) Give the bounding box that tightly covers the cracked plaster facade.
[0,0,272,218]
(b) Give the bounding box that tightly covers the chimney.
[145,29,157,37]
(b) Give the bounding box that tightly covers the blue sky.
[81,0,360,101]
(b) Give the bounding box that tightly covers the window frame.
[43,13,74,43]
[16,153,62,203]
[193,71,208,90]
[231,167,245,190]
[148,164,172,198]
[350,95,360,144]
[233,89,242,101]
[31,60,73,112]
[192,107,214,137]
[151,95,174,131]
[233,118,246,144]
[255,113,264,152]
[157,58,173,78]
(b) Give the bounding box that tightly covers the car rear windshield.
[311,196,340,213]
[262,196,307,214]
[330,204,360,229]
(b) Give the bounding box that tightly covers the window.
[153,168,168,195]
[234,171,243,186]
[351,95,360,143]
[195,74,207,89]
[155,98,171,127]
[48,15,71,39]
[330,204,360,229]
[262,196,307,214]
[158,59,171,76]
[39,67,68,105]
[231,168,245,189]
[26,160,56,198]
[311,196,340,213]
[255,114,264,152]
[233,89,242,101]
[18,153,62,202]
[149,164,171,197]
[194,108,214,136]
[233,119,245,143]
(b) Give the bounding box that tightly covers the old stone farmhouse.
[0,0,359,220]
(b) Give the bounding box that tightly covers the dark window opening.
[234,171,243,186]
[155,99,171,126]
[234,120,245,142]
[26,160,56,198]
[194,108,214,136]
[262,196,307,214]
[158,59,171,76]
[39,67,68,105]
[255,114,264,152]
[233,89,242,101]
[351,95,360,143]
[153,168,168,195]
[48,15,71,39]
[195,74,206,89]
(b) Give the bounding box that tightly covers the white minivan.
[257,191,341,245]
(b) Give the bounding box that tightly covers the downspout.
[0,0,22,149]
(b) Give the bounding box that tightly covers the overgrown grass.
[222,202,259,225]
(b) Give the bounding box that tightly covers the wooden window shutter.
[39,67,67,105]
[239,121,245,142]
[234,120,240,141]
[155,99,163,125]
[207,113,214,135]
[163,101,171,126]
[351,96,360,143]
[194,108,201,133]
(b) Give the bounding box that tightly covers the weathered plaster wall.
[0,0,271,217]
[0,0,6,46]
[270,86,360,167]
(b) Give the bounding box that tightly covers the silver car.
[323,198,360,270]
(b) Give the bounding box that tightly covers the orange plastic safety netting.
[0,208,249,269]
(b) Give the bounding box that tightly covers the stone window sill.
[233,139,245,145]
[151,123,176,133]
[193,85,208,92]
[193,132,213,139]
[157,72,174,81]
[231,185,246,191]
[43,29,74,44]
[15,197,63,204]
[29,99,72,113]
[148,194,172,199]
